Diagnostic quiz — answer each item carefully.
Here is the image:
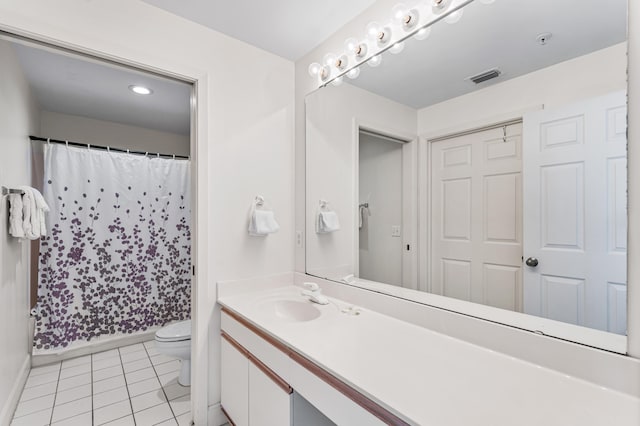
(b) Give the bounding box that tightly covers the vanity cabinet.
[221,333,293,426]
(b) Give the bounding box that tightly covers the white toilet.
[155,319,191,386]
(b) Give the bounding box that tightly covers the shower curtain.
[33,144,191,352]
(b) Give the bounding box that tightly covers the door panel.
[431,123,523,310]
[523,91,627,332]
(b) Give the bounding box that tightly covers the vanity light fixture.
[129,85,153,95]
[309,0,494,86]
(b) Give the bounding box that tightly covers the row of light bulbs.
[308,0,496,86]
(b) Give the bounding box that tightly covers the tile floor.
[11,340,192,426]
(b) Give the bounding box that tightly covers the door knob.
[525,257,539,267]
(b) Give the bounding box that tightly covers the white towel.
[19,186,50,239]
[316,211,340,234]
[359,204,370,230]
[8,194,25,238]
[249,209,280,236]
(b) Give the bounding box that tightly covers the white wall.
[40,111,190,156]
[358,133,403,286]
[0,1,295,424]
[0,39,40,426]
[305,83,415,281]
[417,43,627,137]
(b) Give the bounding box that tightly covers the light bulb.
[335,54,349,70]
[323,53,337,67]
[331,77,344,87]
[308,62,321,77]
[391,3,409,25]
[366,22,391,45]
[368,55,382,68]
[347,68,361,79]
[366,22,383,42]
[344,37,360,54]
[389,42,405,55]
[413,27,432,41]
[432,0,449,12]
[354,42,368,59]
[319,66,330,81]
[444,9,463,24]
[392,3,419,29]
[129,85,152,95]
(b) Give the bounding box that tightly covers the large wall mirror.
[305,0,628,351]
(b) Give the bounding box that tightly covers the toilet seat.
[155,319,191,342]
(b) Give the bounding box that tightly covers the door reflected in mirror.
[305,0,628,348]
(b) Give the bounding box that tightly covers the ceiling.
[141,0,376,60]
[12,42,192,135]
[10,0,627,136]
[348,0,627,109]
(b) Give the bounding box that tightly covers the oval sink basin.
[270,300,322,322]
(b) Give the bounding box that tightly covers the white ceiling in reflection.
[349,0,627,109]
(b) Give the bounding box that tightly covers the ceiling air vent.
[468,68,502,84]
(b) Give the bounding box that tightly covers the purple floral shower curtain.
[34,144,191,352]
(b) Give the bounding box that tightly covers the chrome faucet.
[301,282,329,305]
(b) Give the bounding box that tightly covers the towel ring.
[255,195,265,207]
[46,138,51,145]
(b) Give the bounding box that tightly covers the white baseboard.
[208,403,227,426]
[0,355,30,426]
[31,328,159,367]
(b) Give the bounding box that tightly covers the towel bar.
[1,186,25,196]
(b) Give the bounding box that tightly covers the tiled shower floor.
[11,340,191,426]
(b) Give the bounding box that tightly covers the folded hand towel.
[249,209,280,236]
[316,211,340,234]
[19,186,49,239]
[8,194,25,238]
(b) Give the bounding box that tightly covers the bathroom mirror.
[305,0,628,351]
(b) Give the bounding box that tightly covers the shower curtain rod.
[29,135,190,159]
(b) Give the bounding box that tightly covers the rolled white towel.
[316,211,340,234]
[8,194,25,238]
[248,209,280,236]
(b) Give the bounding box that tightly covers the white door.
[522,92,627,333]
[431,123,523,311]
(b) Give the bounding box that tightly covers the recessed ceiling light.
[129,85,153,95]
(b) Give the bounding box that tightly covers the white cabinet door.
[249,362,292,426]
[430,123,523,311]
[522,91,627,332]
[221,338,249,426]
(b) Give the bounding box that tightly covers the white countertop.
[218,285,640,426]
